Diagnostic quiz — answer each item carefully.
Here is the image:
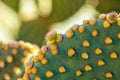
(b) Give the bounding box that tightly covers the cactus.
[23,12,120,80]
[0,41,39,80]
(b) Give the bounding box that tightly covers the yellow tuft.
[24,51,30,57]
[83,20,89,24]
[41,58,48,65]
[0,61,5,68]
[67,48,75,57]
[21,57,27,64]
[13,66,21,74]
[84,65,92,72]
[99,14,106,20]
[104,37,112,44]
[81,52,88,59]
[34,76,41,80]
[95,48,102,55]
[58,66,66,73]
[117,20,120,26]
[50,44,58,55]
[82,40,90,47]
[78,26,84,33]
[65,29,73,38]
[92,30,98,37]
[45,71,53,78]
[89,18,96,26]
[38,54,44,61]
[56,34,62,43]
[4,73,10,80]
[75,70,82,77]
[117,32,120,39]
[103,20,110,29]
[97,59,105,66]
[110,52,117,59]
[6,55,13,63]
[12,49,18,55]
[71,25,78,31]
[31,67,37,74]
[50,44,57,50]
[51,49,58,55]
[105,72,112,78]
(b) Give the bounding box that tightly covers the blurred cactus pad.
[23,12,120,80]
[0,41,39,80]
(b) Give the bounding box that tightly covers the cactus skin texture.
[0,41,39,80]
[23,12,120,80]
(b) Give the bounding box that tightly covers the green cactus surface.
[0,41,39,80]
[23,12,120,80]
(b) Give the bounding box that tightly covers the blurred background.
[0,0,120,47]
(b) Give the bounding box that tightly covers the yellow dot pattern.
[99,14,106,20]
[58,66,66,73]
[105,72,112,78]
[84,65,92,72]
[110,52,117,59]
[65,29,73,38]
[92,30,98,37]
[104,37,112,44]
[75,70,82,77]
[117,20,120,26]
[4,73,10,80]
[24,12,120,80]
[56,34,63,43]
[67,48,75,57]
[103,20,110,29]
[117,32,120,39]
[41,58,48,65]
[97,59,105,66]
[6,55,13,63]
[82,40,90,47]
[45,71,53,78]
[50,44,58,55]
[83,20,89,24]
[78,26,85,33]
[0,60,5,68]
[0,41,39,80]
[34,76,41,80]
[81,52,88,59]
[13,66,21,74]
[71,25,78,31]
[95,48,102,55]
[31,67,38,74]
[89,18,96,26]
[12,49,18,55]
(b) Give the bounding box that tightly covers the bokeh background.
[0,0,120,47]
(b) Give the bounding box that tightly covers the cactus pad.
[23,12,120,80]
[0,41,39,80]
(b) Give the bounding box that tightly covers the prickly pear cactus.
[23,12,120,80]
[0,41,39,80]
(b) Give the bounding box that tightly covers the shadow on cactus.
[23,12,120,80]
[0,41,39,80]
